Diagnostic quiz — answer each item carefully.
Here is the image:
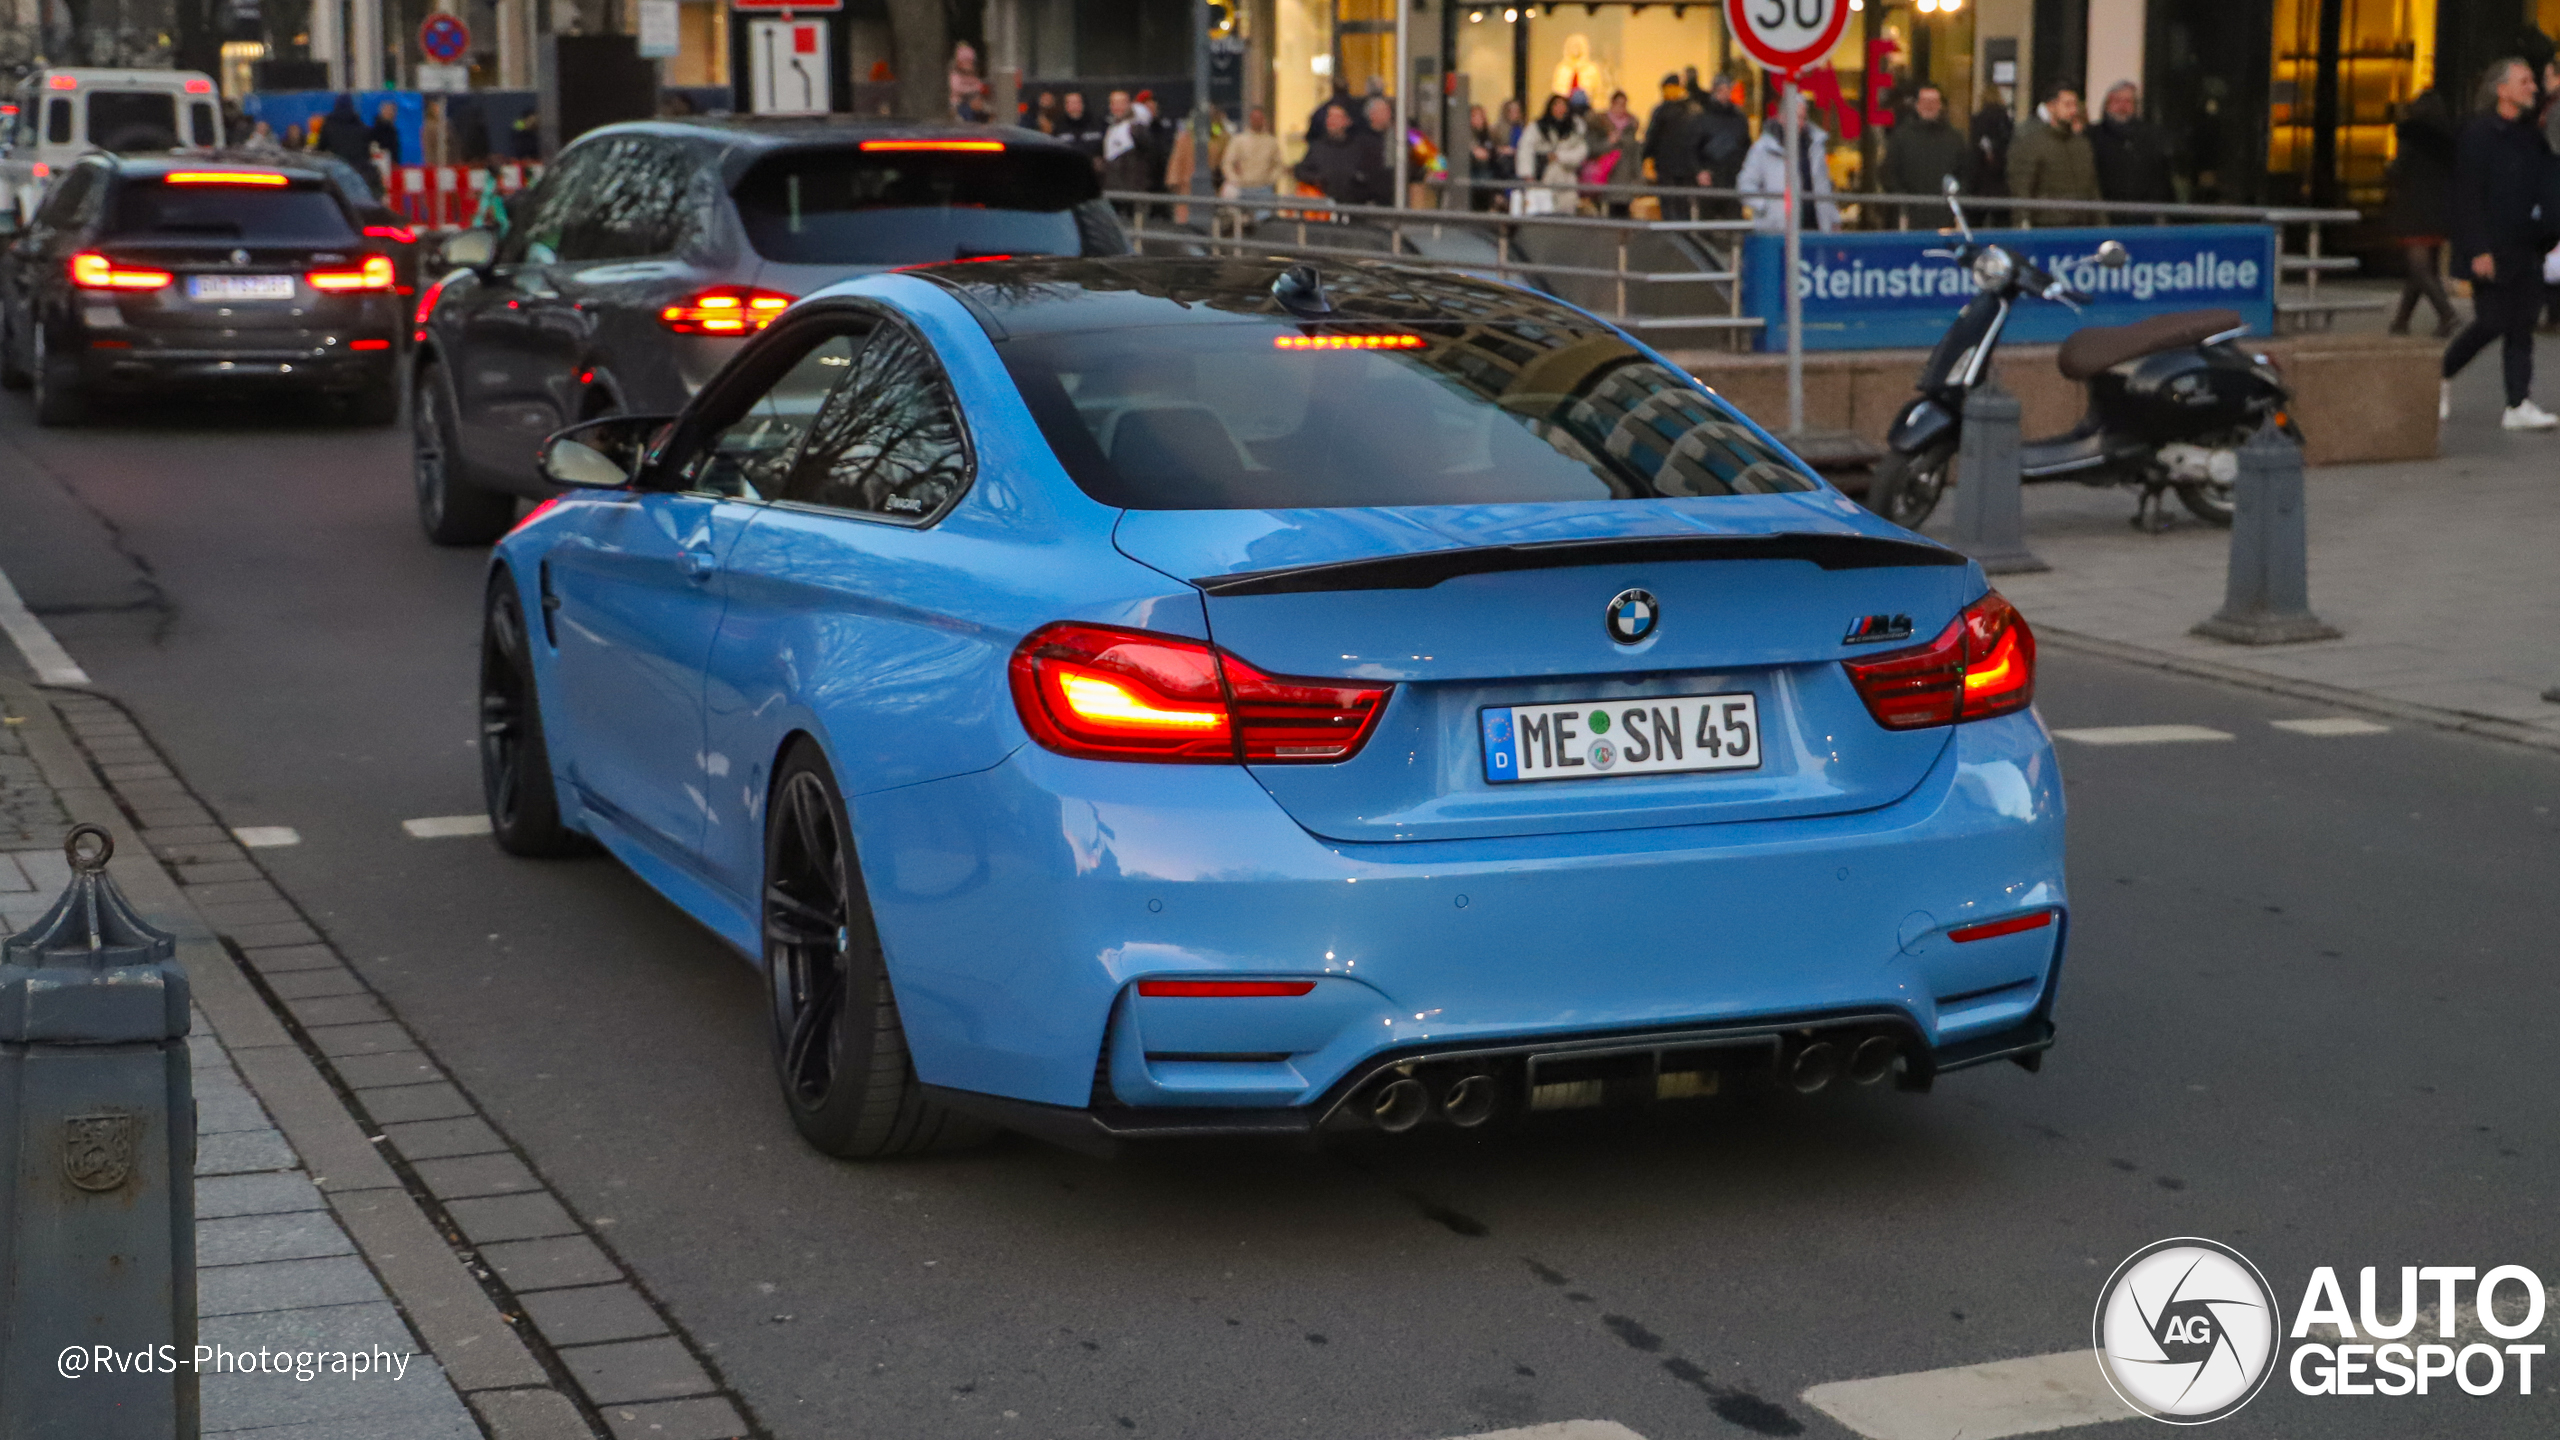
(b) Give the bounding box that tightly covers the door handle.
[681,549,717,580]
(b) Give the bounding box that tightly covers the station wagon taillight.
[659,286,793,335]
[306,255,395,291]
[1009,623,1391,765]
[1843,591,2036,730]
[69,252,172,290]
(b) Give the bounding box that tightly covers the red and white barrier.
[387,163,547,231]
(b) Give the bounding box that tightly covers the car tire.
[31,326,84,428]
[478,573,591,858]
[1868,442,1954,531]
[0,309,29,392]
[414,361,513,545]
[763,742,994,1160]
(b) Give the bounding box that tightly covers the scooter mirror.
[1941,175,1961,196]
[2096,240,2130,269]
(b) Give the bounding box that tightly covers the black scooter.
[1868,179,2295,532]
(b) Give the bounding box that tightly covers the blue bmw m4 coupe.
[481,256,2067,1158]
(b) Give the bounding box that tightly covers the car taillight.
[1009,623,1391,765]
[659,286,792,335]
[1843,591,2036,730]
[364,223,417,244]
[307,254,395,291]
[69,252,173,290]
[1136,980,1318,997]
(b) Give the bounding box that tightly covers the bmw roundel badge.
[1605,589,1658,645]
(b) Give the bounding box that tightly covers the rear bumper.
[858,707,2069,1115]
[71,346,395,392]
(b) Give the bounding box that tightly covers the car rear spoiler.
[1192,531,1965,597]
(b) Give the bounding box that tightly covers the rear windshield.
[998,322,1819,510]
[88,92,179,151]
[732,150,1094,265]
[106,181,356,243]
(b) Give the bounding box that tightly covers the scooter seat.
[2055,308,2247,381]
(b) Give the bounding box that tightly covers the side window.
[44,97,72,145]
[497,149,596,265]
[554,137,699,262]
[684,331,867,499]
[189,103,218,148]
[776,324,973,522]
[35,166,96,230]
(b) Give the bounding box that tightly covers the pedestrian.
[1492,97,1525,210]
[369,100,403,172]
[1221,104,1284,218]
[1032,91,1060,135]
[1058,92,1102,164]
[1363,95,1402,201]
[1584,91,1639,215]
[2006,84,2101,226]
[1293,101,1390,207]
[1737,101,1838,233]
[2388,86,2459,338]
[1689,73,1751,219]
[318,94,373,173]
[2442,57,2559,430]
[1516,95,1588,215]
[1969,88,2014,223]
[2089,81,2174,213]
[949,41,988,123]
[242,120,283,157]
[1306,77,1357,143]
[1639,74,1699,220]
[1099,90,1157,203]
[1876,82,1968,227]
[1462,104,1501,211]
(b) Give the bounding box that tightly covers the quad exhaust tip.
[1847,1034,1900,1086]
[1370,1077,1431,1133]
[1786,1040,1841,1094]
[1441,1073,1497,1128]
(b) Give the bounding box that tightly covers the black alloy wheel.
[415,362,514,545]
[1868,442,1955,531]
[0,306,29,391]
[763,744,990,1159]
[30,325,85,428]
[478,575,586,857]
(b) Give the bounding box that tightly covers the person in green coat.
[1876,84,1971,228]
[2006,85,2102,226]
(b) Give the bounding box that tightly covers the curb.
[3,678,759,1440]
[2036,627,2560,755]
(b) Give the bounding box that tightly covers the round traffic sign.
[418,11,471,64]
[1727,0,1851,76]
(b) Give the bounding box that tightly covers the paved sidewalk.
[1918,363,2560,748]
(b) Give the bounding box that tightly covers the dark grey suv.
[412,117,1125,543]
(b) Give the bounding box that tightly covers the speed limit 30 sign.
[1728,0,1851,75]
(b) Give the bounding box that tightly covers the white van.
[0,69,223,223]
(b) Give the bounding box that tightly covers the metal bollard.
[0,825,197,1439]
[1947,382,2049,575]
[2190,424,2340,645]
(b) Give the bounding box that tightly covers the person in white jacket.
[1514,96,1588,215]
[1738,117,1839,233]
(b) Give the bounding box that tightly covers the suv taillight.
[1009,623,1391,764]
[307,254,394,291]
[660,286,793,335]
[1843,592,2036,730]
[69,251,172,290]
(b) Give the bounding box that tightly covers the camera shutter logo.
[2094,1237,2281,1424]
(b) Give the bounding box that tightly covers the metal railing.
[1108,177,2370,343]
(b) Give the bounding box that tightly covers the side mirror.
[439,228,497,271]
[538,414,675,490]
[1941,175,1960,197]
[2095,239,2130,269]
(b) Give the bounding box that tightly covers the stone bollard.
[2191,424,2341,645]
[0,825,197,1439]
[1948,382,2049,575]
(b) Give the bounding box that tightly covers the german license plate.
[1482,693,1761,783]
[187,274,295,300]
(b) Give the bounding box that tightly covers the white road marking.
[401,814,493,839]
[0,563,89,686]
[232,827,302,849]
[1436,1426,1648,1440]
[1802,1349,2138,1440]
[1433,1414,1648,1424]
[2270,716,2391,736]
[2050,725,2235,746]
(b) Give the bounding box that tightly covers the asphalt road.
[3,388,2556,1440]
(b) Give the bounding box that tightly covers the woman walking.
[2389,87,2459,337]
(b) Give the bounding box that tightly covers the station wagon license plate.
[1482,693,1761,783]
[187,274,295,301]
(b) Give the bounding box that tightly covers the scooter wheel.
[1868,443,1955,531]
[2174,480,2235,527]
